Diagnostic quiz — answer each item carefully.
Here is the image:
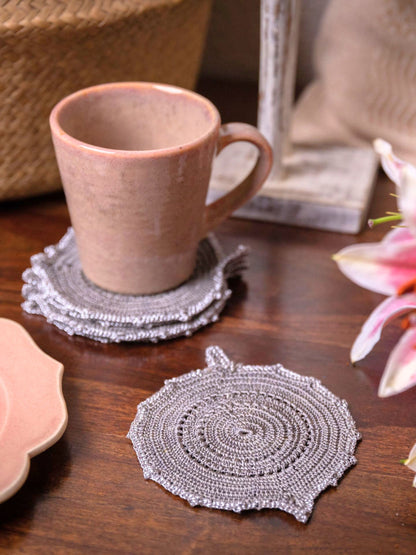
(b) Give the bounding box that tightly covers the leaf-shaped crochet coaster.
[22,229,248,343]
[128,347,361,523]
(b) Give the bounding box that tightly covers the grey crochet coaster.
[22,229,248,343]
[128,347,361,523]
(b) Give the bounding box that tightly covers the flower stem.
[368,214,403,228]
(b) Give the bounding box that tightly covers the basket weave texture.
[0,0,212,201]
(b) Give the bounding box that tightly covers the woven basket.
[0,0,212,201]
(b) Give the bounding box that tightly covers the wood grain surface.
[0,82,415,554]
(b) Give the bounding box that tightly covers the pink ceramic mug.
[50,82,272,294]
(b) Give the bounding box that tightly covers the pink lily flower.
[334,139,416,485]
[334,139,416,397]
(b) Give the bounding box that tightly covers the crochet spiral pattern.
[128,347,361,523]
[22,229,248,343]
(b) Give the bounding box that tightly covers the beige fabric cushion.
[292,0,416,164]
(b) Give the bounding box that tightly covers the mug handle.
[201,122,273,238]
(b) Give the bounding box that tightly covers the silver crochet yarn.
[128,347,361,523]
[22,229,248,343]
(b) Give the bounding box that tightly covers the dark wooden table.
[1,83,416,553]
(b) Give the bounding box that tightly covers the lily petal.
[382,227,414,245]
[398,165,416,237]
[373,139,406,186]
[405,441,416,473]
[334,231,416,296]
[351,294,416,363]
[378,326,416,397]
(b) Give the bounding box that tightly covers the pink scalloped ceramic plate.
[0,318,67,503]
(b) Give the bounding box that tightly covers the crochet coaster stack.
[22,229,248,343]
[128,346,361,523]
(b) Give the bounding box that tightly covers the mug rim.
[49,82,221,158]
